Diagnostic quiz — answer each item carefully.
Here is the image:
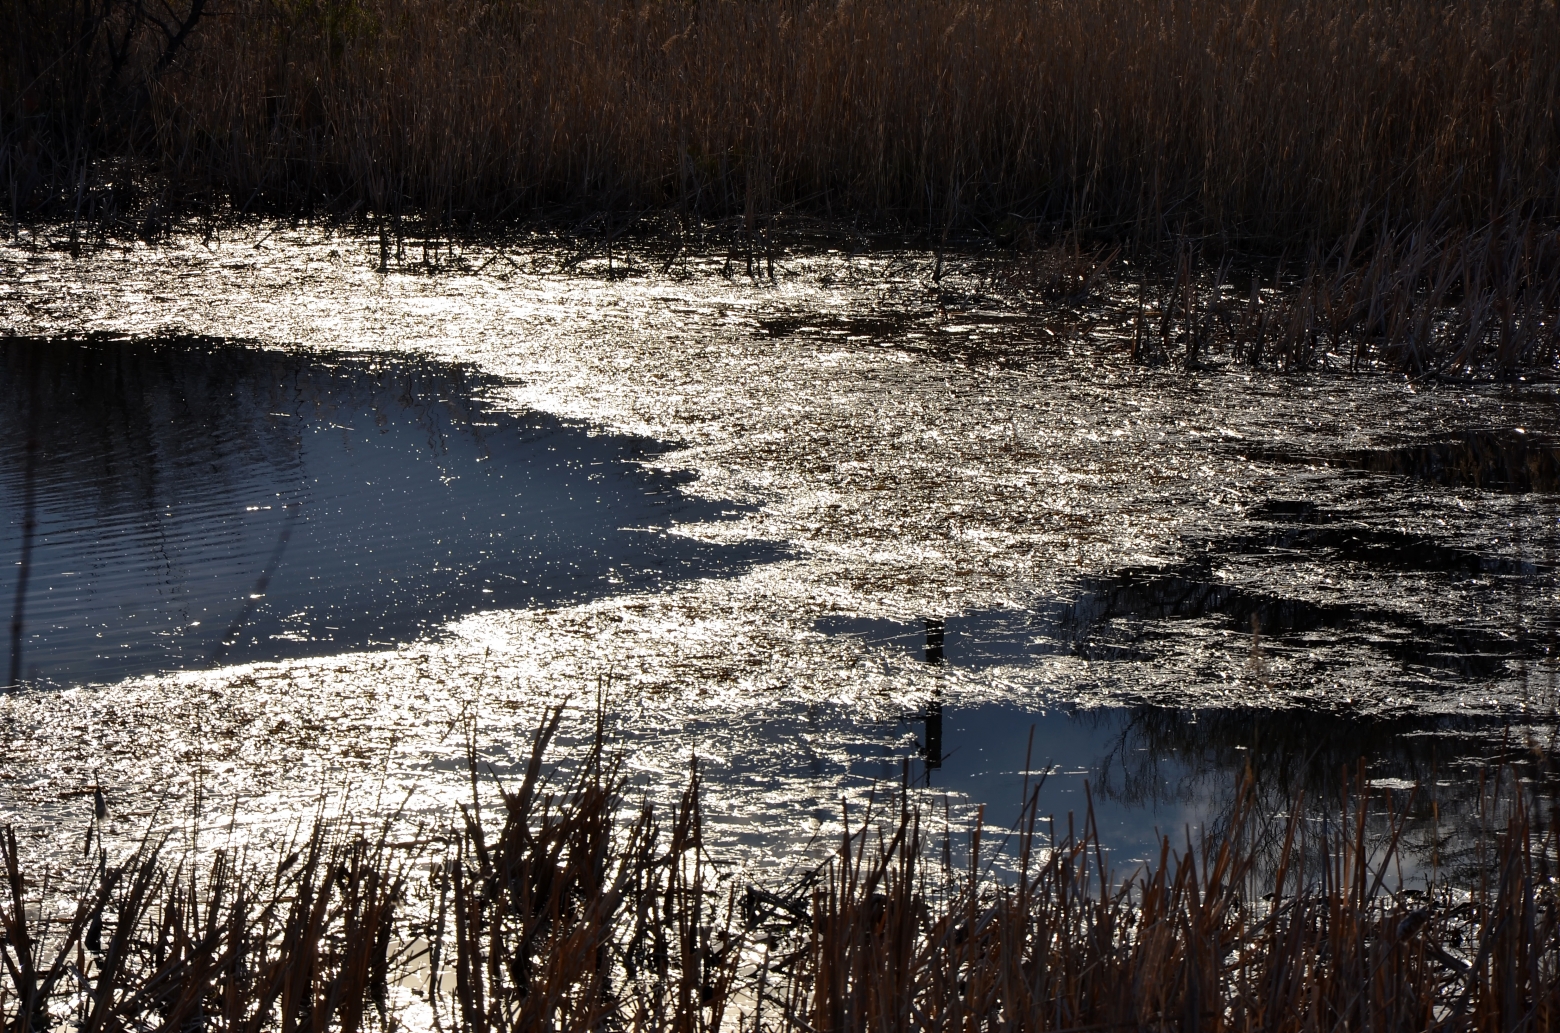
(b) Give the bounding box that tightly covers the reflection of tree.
[1082,706,1560,883]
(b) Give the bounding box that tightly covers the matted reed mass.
[4,0,1558,241]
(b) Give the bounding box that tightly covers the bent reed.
[4,0,1560,371]
[3,711,1557,1033]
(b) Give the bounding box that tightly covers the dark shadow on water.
[821,498,1556,685]
[1245,429,1560,494]
[1235,498,1545,574]
[0,337,774,686]
[811,484,1558,866]
[1062,564,1530,679]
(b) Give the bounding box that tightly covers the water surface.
[0,228,1555,875]
[1,338,764,685]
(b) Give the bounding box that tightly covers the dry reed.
[1105,220,1560,373]
[3,710,1557,1033]
[5,0,1560,373]
[4,0,1558,240]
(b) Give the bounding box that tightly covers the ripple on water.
[0,230,1556,876]
[0,337,773,686]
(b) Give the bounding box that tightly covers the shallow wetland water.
[1,226,1556,879]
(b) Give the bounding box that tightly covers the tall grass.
[5,0,1559,372]
[5,0,1559,242]
[4,711,1557,1033]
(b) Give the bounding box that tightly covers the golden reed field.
[9,0,1560,372]
[4,0,1558,242]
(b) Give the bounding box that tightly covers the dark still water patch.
[1,338,767,686]
[1245,429,1560,493]
[819,499,1557,695]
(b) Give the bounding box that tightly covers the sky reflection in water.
[0,229,1557,876]
[0,338,768,685]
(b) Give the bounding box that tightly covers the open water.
[1,226,1555,878]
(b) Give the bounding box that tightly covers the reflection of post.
[211,505,299,665]
[924,616,945,664]
[922,617,944,774]
[923,699,943,773]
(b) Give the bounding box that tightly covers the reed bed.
[6,0,1559,240]
[6,0,1560,373]
[1080,220,1560,373]
[4,711,1557,1033]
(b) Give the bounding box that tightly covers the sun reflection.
[0,223,1556,876]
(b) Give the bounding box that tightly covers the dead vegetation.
[6,0,1559,373]
[1117,222,1560,375]
[3,711,1556,1033]
[7,0,1558,238]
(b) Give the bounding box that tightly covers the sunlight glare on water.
[0,224,1556,876]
